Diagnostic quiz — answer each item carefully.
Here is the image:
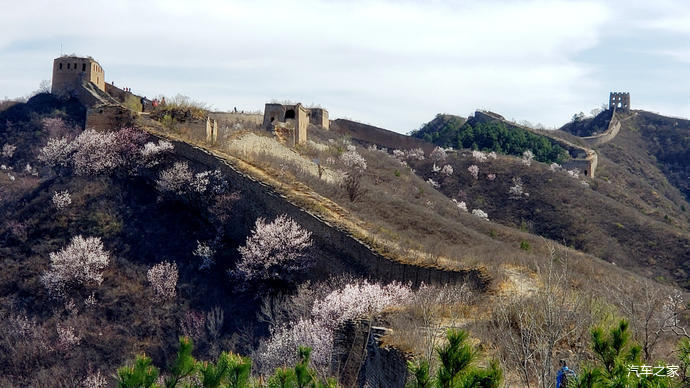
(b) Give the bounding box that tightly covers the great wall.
[49,54,632,291]
[48,55,629,386]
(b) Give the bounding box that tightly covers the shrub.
[520,241,531,251]
[231,215,313,285]
[41,235,110,298]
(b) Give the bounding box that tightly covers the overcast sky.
[1,0,689,132]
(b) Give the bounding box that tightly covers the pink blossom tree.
[72,129,122,175]
[231,214,313,285]
[339,150,367,202]
[41,235,110,298]
[257,318,333,376]
[312,280,412,331]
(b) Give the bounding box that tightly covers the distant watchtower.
[609,92,630,111]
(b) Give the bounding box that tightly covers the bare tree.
[490,246,588,388]
[611,279,690,361]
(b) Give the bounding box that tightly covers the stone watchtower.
[609,92,630,111]
[52,56,106,96]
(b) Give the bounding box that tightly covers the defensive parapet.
[331,119,436,154]
[151,134,490,290]
[472,110,598,177]
[581,109,622,147]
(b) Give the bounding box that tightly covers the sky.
[1,0,689,133]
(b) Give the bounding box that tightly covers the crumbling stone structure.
[609,92,630,111]
[263,103,309,145]
[263,103,330,145]
[308,108,330,129]
[205,116,218,144]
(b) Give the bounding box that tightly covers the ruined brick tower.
[609,92,630,111]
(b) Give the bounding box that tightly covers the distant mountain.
[410,113,568,164]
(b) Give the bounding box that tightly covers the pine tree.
[116,354,160,388]
[407,329,502,388]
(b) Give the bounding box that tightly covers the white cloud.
[1,0,616,130]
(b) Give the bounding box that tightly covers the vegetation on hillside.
[410,114,568,164]
[2,94,689,387]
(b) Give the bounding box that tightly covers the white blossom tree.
[472,150,487,162]
[468,164,479,180]
[52,190,72,210]
[147,261,178,302]
[509,177,529,199]
[38,137,75,169]
[231,214,313,285]
[441,164,453,176]
[157,161,194,195]
[257,280,412,376]
[430,146,447,162]
[140,140,173,167]
[522,150,534,166]
[41,236,110,298]
[406,148,425,160]
[472,209,489,220]
[452,199,468,212]
[193,241,216,270]
[256,318,333,375]
[2,144,16,159]
[312,280,412,331]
